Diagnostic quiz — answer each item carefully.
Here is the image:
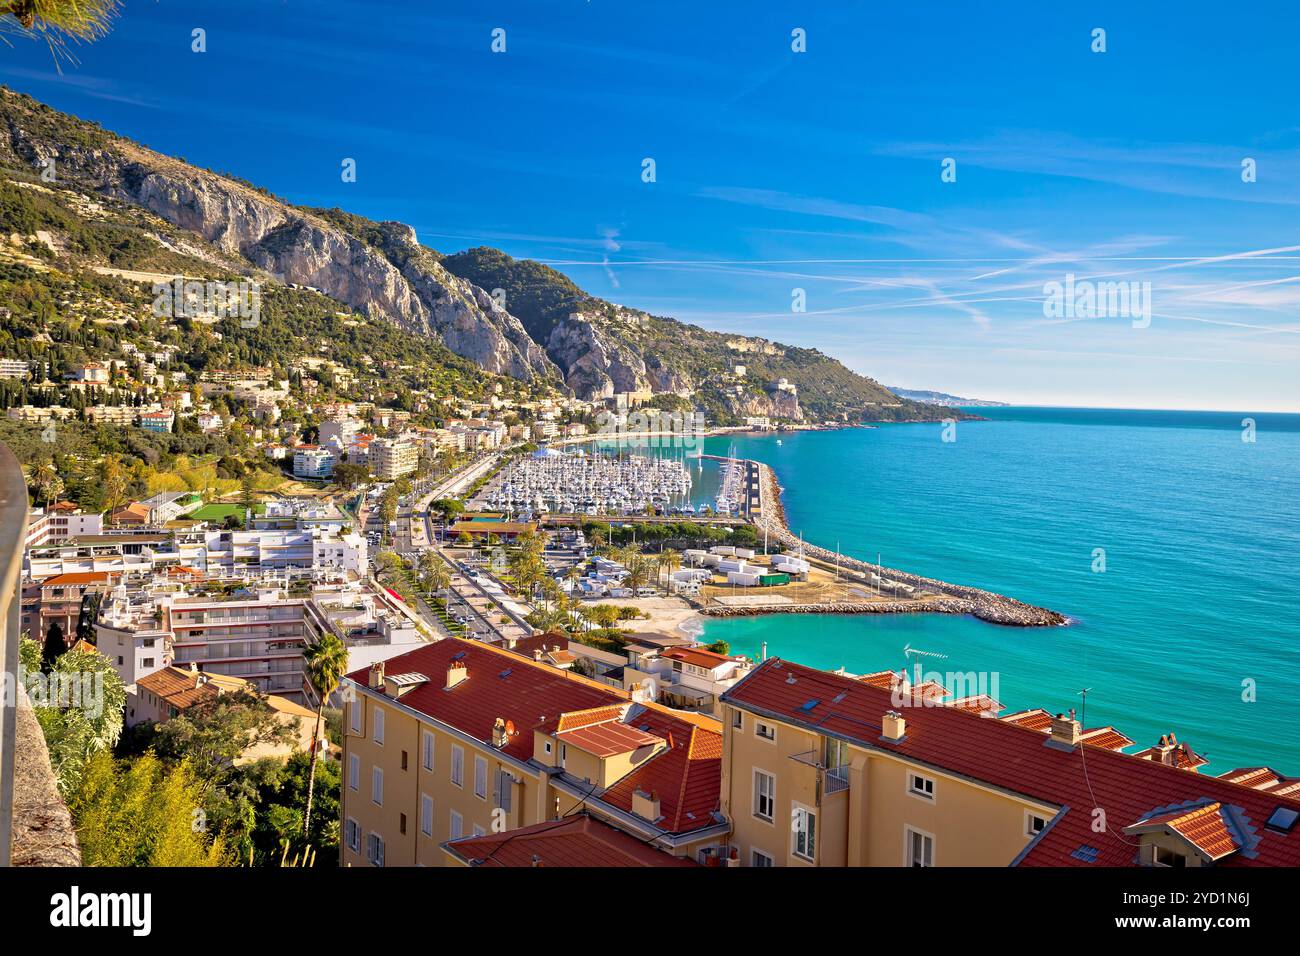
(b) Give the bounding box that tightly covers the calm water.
[690,408,1300,774]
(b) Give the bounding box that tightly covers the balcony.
[1,440,81,866]
[790,749,852,796]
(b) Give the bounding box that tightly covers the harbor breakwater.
[702,459,1068,627]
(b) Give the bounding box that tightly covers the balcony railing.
[790,749,852,796]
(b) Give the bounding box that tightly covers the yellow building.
[719,659,1300,868]
[338,638,728,867]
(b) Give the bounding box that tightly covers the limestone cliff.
[0,88,557,382]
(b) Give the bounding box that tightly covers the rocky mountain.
[0,88,556,383]
[441,247,946,422]
[0,87,953,423]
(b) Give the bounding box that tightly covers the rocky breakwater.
[741,460,1068,627]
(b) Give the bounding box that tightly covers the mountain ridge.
[0,87,956,424]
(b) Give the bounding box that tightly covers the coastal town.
[0,12,1296,937]
[5,362,1297,869]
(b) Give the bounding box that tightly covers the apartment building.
[94,585,174,686]
[20,570,121,641]
[319,417,364,450]
[623,644,752,715]
[24,503,103,550]
[166,591,322,700]
[25,527,365,582]
[370,438,418,480]
[293,447,336,479]
[193,528,367,578]
[138,409,175,433]
[339,639,728,867]
[0,357,29,379]
[719,658,1300,868]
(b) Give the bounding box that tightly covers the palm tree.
[302,632,349,834]
[625,556,651,595]
[33,461,62,507]
[658,549,681,594]
[422,556,450,604]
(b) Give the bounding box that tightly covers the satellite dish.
[504,719,516,737]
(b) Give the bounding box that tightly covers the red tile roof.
[1125,801,1241,861]
[442,813,696,868]
[600,717,722,835]
[345,641,722,836]
[347,641,623,762]
[1080,726,1135,752]
[723,658,1300,867]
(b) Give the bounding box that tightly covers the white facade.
[293,447,337,478]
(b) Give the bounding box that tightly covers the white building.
[370,438,417,480]
[293,447,337,479]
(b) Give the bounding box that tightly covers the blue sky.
[4,1,1300,411]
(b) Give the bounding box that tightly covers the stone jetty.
[709,458,1068,628]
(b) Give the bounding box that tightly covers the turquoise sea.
[679,407,1300,775]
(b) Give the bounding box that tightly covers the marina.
[480,448,695,516]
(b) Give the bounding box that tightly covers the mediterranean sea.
[689,407,1300,774]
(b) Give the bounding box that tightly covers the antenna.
[902,643,948,681]
[1077,687,1092,729]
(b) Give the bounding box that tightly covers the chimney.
[446,660,468,690]
[881,710,906,742]
[492,717,507,748]
[1049,710,1082,748]
[534,649,543,661]
[368,661,384,690]
[761,641,768,661]
[632,789,661,822]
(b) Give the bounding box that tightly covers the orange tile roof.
[945,694,1003,716]
[558,720,664,758]
[660,647,737,670]
[1001,708,1054,732]
[443,813,696,868]
[1081,726,1135,751]
[554,704,627,734]
[600,721,723,834]
[41,571,115,587]
[136,667,249,710]
[1125,801,1242,861]
[1217,767,1300,795]
[857,669,950,703]
[345,640,726,838]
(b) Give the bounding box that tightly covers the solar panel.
[831,692,847,704]
[1266,806,1299,832]
[498,668,512,679]
[799,698,820,712]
